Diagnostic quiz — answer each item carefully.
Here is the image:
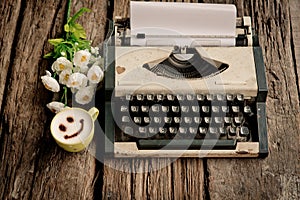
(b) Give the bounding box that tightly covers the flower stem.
[66,0,72,24]
[64,86,68,106]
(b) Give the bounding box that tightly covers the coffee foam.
[51,109,93,144]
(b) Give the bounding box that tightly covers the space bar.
[137,139,237,150]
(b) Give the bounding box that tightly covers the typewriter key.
[149,127,158,134]
[184,117,193,124]
[131,106,139,112]
[215,117,223,123]
[202,106,210,113]
[134,117,142,124]
[204,117,212,124]
[209,127,218,134]
[122,116,130,123]
[234,116,243,124]
[232,105,240,113]
[199,127,207,134]
[144,117,151,123]
[222,106,229,113]
[157,94,164,101]
[164,117,172,124]
[197,94,205,101]
[217,94,225,101]
[178,127,187,134]
[219,127,226,136]
[224,117,233,124]
[176,94,185,101]
[141,106,149,112]
[137,94,143,101]
[154,117,162,124]
[167,94,175,101]
[151,105,160,112]
[229,126,236,136]
[139,127,147,134]
[226,94,234,101]
[181,106,189,113]
[162,105,169,112]
[124,126,133,135]
[192,106,200,113]
[237,94,244,101]
[120,105,128,112]
[187,94,195,101]
[125,94,133,101]
[206,94,215,101]
[172,106,180,113]
[189,127,197,134]
[174,117,182,123]
[194,117,201,124]
[240,126,250,137]
[244,105,251,113]
[169,127,178,134]
[212,106,220,113]
[159,127,167,134]
[147,94,154,101]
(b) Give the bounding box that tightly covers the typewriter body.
[103,2,268,157]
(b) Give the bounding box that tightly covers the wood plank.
[0,0,22,124]
[0,0,107,199]
[173,159,205,200]
[290,0,300,100]
[113,0,198,19]
[203,0,300,199]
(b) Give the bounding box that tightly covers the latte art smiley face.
[51,109,93,144]
[58,116,85,139]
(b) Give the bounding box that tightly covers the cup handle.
[88,107,99,121]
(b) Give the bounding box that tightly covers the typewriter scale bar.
[114,142,259,158]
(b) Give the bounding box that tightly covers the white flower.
[66,72,88,89]
[75,86,95,105]
[91,46,99,55]
[59,68,72,85]
[80,65,89,74]
[41,70,60,92]
[73,50,91,67]
[51,57,73,73]
[87,65,104,84]
[46,101,65,113]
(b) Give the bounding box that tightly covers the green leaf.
[73,23,86,38]
[68,7,91,25]
[64,24,70,32]
[48,38,64,46]
[43,52,54,58]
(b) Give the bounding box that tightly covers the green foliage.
[44,8,91,60]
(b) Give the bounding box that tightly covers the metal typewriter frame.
[102,17,268,158]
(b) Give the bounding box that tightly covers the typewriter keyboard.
[114,94,258,149]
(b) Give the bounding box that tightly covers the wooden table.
[0,0,299,199]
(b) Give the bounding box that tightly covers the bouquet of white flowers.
[41,8,104,113]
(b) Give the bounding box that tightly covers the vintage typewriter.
[103,2,268,157]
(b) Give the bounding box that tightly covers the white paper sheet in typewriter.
[130,2,237,47]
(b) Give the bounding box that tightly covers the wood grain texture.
[203,0,300,199]
[0,0,22,123]
[113,0,198,19]
[0,0,107,199]
[290,0,300,97]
